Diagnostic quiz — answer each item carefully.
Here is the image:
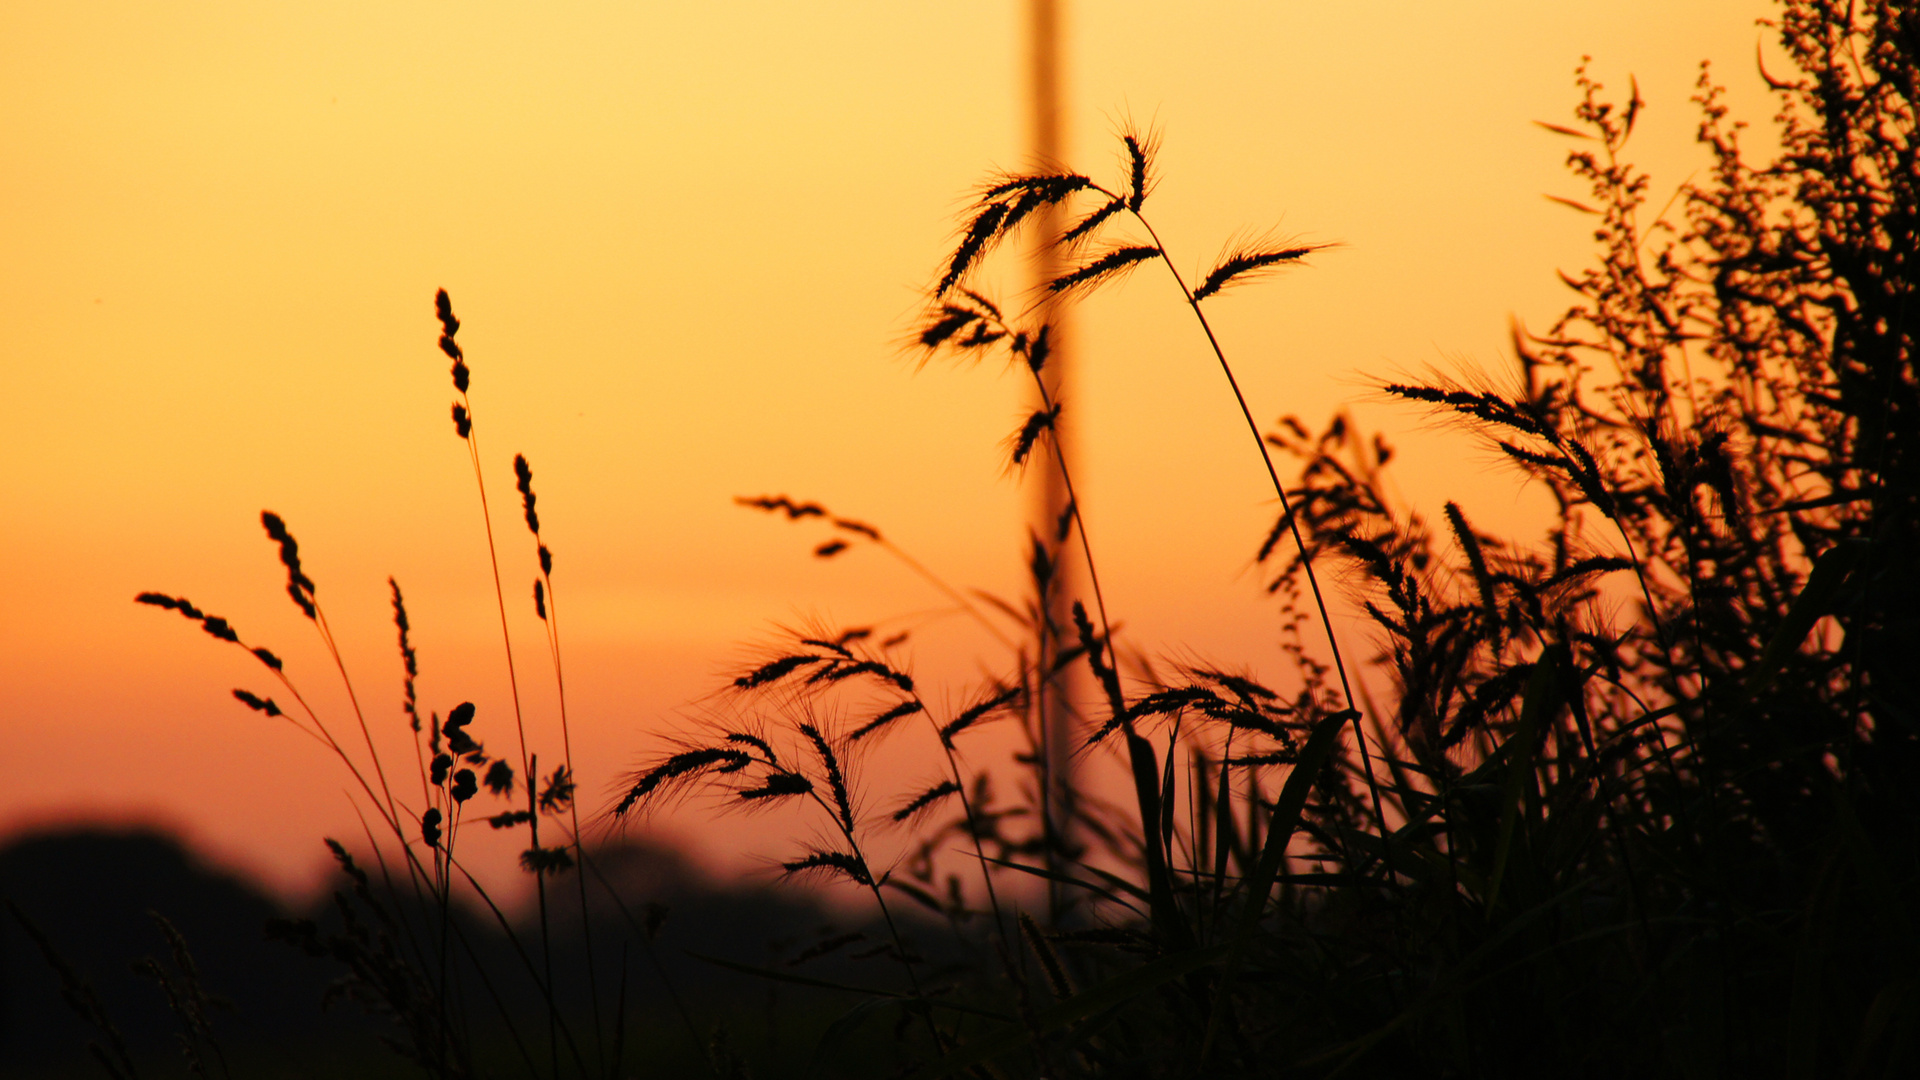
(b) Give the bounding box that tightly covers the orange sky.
[1,1,1781,902]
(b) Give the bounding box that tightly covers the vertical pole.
[1028,0,1078,907]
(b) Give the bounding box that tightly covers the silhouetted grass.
[80,1,1920,1076]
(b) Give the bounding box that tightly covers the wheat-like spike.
[1061,196,1126,248]
[850,700,924,742]
[919,307,980,348]
[1445,501,1500,628]
[1192,668,1282,703]
[938,202,1009,297]
[781,850,872,887]
[1191,244,1319,303]
[1019,911,1077,998]
[799,723,855,834]
[891,780,960,823]
[615,748,754,815]
[739,772,813,802]
[1010,405,1061,468]
[1564,440,1619,518]
[1385,384,1554,441]
[1122,129,1156,213]
[977,172,1093,203]
[1048,245,1162,298]
[724,732,779,765]
[734,654,826,690]
[939,686,1021,747]
[1497,440,1564,470]
[1541,555,1635,590]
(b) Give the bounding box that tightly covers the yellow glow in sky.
[1,0,1779,898]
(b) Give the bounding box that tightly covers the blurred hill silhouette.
[1,825,889,1078]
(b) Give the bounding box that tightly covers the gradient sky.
[1,1,1780,901]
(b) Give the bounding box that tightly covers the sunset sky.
[1,1,1780,902]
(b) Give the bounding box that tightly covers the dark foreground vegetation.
[12,0,1915,1075]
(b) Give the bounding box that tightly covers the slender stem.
[874,537,1021,652]
[1118,204,1390,844]
[454,392,556,1072]
[538,571,607,1075]
[458,403,533,791]
[312,603,402,835]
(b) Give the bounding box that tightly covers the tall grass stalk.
[126,4,1916,1074]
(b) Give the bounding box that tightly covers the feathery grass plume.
[450,403,471,439]
[799,723,855,834]
[387,579,419,732]
[850,700,924,742]
[533,579,546,619]
[420,808,442,848]
[232,689,282,717]
[435,288,460,339]
[891,780,960,824]
[450,768,477,803]
[735,494,826,519]
[429,753,452,786]
[135,592,243,644]
[1191,240,1322,303]
[142,913,227,1076]
[813,540,848,558]
[519,845,575,876]
[260,512,318,619]
[537,763,573,812]
[441,702,478,756]
[484,759,514,797]
[486,810,532,829]
[781,850,872,887]
[7,900,143,1080]
[1047,244,1162,299]
[436,288,468,393]
[250,646,283,671]
[832,517,880,540]
[513,454,539,534]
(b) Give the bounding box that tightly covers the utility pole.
[1028,0,1079,898]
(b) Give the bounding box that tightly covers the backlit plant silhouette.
[118,1,1916,1076]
